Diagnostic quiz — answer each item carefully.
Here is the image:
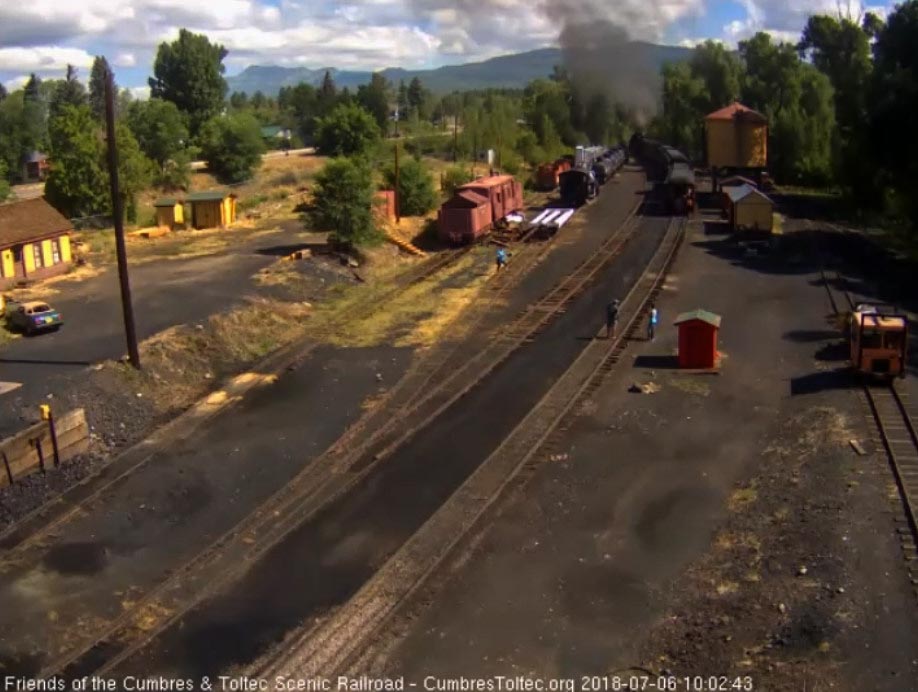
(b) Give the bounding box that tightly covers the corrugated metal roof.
[705,101,767,123]
[186,190,233,202]
[674,309,722,328]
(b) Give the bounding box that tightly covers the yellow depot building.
[0,198,73,288]
[187,191,237,229]
[705,102,768,171]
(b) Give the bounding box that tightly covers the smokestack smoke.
[542,1,662,121]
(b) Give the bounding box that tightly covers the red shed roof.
[460,175,515,190]
[705,102,767,123]
[674,309,722,328]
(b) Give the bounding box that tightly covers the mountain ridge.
[225,43,693,96]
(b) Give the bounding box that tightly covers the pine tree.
[89,56,112,121]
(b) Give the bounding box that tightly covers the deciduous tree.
[149,29,228,137]
[198,112,265,183]
[315,102,381,157]
[126,98,190,188]
[44,104,107,218]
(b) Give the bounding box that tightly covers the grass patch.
[305,246,489,348]
[728,485,758,512]
[238,194,268,211]
[81,229,117,258]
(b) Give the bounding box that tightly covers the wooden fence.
[0,409,89,488]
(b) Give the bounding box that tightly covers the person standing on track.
[605,299,620,339]
[647,304,659,341]
[496,247,509,272]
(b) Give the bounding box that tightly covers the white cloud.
[0,46,94,73]
[0,0,904,87]
[114,52,136,67]
[128,85,150,100]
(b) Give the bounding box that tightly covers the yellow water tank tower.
[705,102,768,170]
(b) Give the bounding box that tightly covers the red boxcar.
[438,175,523,244]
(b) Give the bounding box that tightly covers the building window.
[32,244,43,269]
[51,239,61,264]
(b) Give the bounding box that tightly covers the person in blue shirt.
[496,247,509,271]
[647,304,659,341]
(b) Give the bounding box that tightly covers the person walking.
[496,247,508,272]
[647,304,659,341]
[605,299,620,339]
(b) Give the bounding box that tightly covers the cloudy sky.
[0,0,894,94]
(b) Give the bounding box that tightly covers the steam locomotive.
[628,133,695,215]
[558,144,627,207]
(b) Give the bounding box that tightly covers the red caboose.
[438,175,523,244]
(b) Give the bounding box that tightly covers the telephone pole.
[103,64,140,369]
[394,141,400,225]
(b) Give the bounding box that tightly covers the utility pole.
[103,65,140,369]
[453,113,458,163]
[394,141,400,225]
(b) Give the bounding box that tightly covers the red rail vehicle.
[535,158,572,191]
[438,174,524,244]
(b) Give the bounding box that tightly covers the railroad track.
[258,215,687,680]
[0,243,478,559]
[37,199,646,680]
[819,262,918,600]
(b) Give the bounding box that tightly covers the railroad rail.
[38,199,646,679]
[820,263,918,600]
[258,215,687,679]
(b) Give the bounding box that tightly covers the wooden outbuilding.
[374,190,396,221]
[187,191,237,229]
[719,176,757,212]
[153,197,186,230]
[725,184,774,232]
[674,309,721,369]
[705,102,768,170]
[21,151,49,182]
[0,198,73,288]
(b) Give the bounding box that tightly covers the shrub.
[312,157,381,246]
[382,156,437,216]
[199,112,266,183]
[442,166,473,196]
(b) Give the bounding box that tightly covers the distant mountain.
[225,43,693,97]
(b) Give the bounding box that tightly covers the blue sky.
[0,0,895,94]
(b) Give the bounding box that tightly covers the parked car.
[5,300,63,335]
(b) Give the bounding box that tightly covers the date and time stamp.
[3,675,756,692]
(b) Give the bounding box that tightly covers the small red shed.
[374,190,396,221]
[674,309,722,369]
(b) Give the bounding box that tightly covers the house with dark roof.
[0,198,73,287]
